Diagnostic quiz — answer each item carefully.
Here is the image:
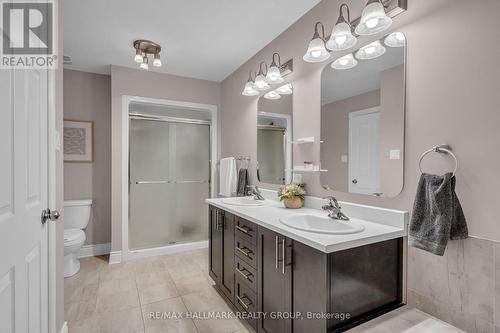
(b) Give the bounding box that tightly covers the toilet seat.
[64,229,85,246]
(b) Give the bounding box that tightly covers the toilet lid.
[64,229,85,246]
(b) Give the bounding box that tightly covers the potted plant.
[278,184,306,209]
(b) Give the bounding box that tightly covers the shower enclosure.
[129,114,210,250]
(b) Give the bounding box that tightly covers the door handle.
[236,225,251,234]
[351,179,358,184]
[135,180,169,184]
[236,246,253,257]
[275,236,279,269]
[236,295,252,310]
[281,238,286,275]
[236,267,252,280]
[41,208,60,225]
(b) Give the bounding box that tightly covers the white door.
[348,107,381,195]
[0,67,50,332]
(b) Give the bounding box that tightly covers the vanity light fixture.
[264,90,281,100]
[133,40,162,70]
[254,62,270,91]
[242,71,259,96]
[384,31,406,47]
[303,22,330,63]
[266,53,285,84]
[331,53,358,70]
[326,4,357,51]
[276,83,293,95]
[355,0,393,36]
[355,40,386,60]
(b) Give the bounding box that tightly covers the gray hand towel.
[409,173,468,256]
[236,168,248,197]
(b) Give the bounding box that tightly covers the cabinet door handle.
[236,246,253,257]
[215,211,219,230]
[236,267,252,280]
[275,236,279,270]
[281,238,286,274]
[236,295,252,310]
[236,225,251,234]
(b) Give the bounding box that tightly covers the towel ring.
[419,145,458,176]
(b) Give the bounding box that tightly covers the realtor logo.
[1,0,57,69]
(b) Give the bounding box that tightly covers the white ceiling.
[63,0,321,82]
[321,45,404,105]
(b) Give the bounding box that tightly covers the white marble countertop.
[206,195,408,253]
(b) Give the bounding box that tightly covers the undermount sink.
[221,197,265,206]
[279,214,365,234]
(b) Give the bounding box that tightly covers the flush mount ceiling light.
[355,40,386,60]
[276,83,293,95]
[303,22,330,63]
[242,71,259,96]
[254,62,271,91]
[326,4,357,52]
[264,90,281,100]
[355,0,393,36]
[331,53,358,70]
[384,31,406,47]
[133,40,162,70]
[266,53,285,84]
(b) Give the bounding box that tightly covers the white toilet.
[64,199,92,277]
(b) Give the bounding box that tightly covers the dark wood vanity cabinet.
[208,205,403,333]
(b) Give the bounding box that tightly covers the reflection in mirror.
[257,91,293,185]
[320,32,406,197]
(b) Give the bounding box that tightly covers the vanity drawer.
[235,237,257,268]
[235,276,257,331]
[235,217,257,245]
[234,256,257,292]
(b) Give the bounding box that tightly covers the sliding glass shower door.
[129,116,210,250]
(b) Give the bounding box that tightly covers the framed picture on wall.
[63,120,94,163]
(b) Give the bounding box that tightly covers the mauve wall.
[63,69,112,245]
[110,65,221,251]
[220,0,500,331]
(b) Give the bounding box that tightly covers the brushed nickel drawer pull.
[275,236,279,269]
[236,295,252,310]
[236,246,253,257]
[236,267,252,280]
[236,225,252,234]
[282,238,286,275]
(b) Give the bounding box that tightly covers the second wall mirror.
[257,88,293,185]
[320,32,406,197]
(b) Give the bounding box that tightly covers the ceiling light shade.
[264,90,281,100]
[134,49,143,63]
[331,53,358,70]
[384,31,406,47]
[355,40,386,60]
[326,4,357,51]
[242,71,259,96]
[153,53,162,67]
[355,0,392,36]
[276,83,292,95]
[140,56,149,70]
[303,22,330,63]
[254,62,270,91]
[266,53,284,84]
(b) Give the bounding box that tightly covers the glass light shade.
[384,31,406,47]
[276,83,292,95]
[331,53,358,70]
[266,65,284,84]
[355,1,392,35]
[326,22,357,51]
[355,40,386,60]
[254,73,270,91]
[264,90,281,100]
[139,56,148,70]
[153,53,162,67]
[242,81,259,96]
[303,37,330,63]
[134,49,143,63]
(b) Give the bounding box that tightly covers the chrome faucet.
[322,196,349,221]
[246,185,265,200]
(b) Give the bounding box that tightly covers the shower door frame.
[120,95,218,262]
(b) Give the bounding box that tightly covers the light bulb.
[134,49,143,63]
[355,40,386,60]
[276,83,292,95]
[303,24,330,63]
[365,46,376,54]
[266,65,284,84]
[254,74,270,91]
[140,56,148,70]
[339,58,349,65]
[384,31,406,47]
[326,21,357,51]
[335,35,347,46]
[330,53,358,70]
[264,90,281,100]
[311,50,322,58]
[153,53,162,67]
[365,17,379,29]
[355,0,392,36]
[242,81,259,96]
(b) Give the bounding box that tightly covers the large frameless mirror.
[257,86,293,185]
[320,32,406,197]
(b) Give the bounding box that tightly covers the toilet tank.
[64,199,92,229]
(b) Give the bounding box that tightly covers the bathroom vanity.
[206,196,407,333]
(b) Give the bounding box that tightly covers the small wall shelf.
[291,137,323,144]
[290,165,328,173]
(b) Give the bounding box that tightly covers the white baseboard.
[109,250,122,264]
[123,240,208,262]
[77,243,111,258]
[60,321,68,333]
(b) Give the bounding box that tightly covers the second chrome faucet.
[322,196,349,221]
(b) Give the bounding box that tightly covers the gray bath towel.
[409,173,468,256]
[236,168,248,197]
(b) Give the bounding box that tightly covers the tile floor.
[65,248,464,333]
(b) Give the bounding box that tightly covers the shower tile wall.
[407,237,500,333]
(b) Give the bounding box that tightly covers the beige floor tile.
[64,267,100,289]
[174,273,213,296]
[133,257,170,275]
[99,277,137,296]
[96,289,140,313]
[142,297,198,333]
[135,270,173,289]
[65,298,98,324]
[181,288,229,312]
[138,280,179,305]
[99,261,136,281]
[65,282,98,305]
